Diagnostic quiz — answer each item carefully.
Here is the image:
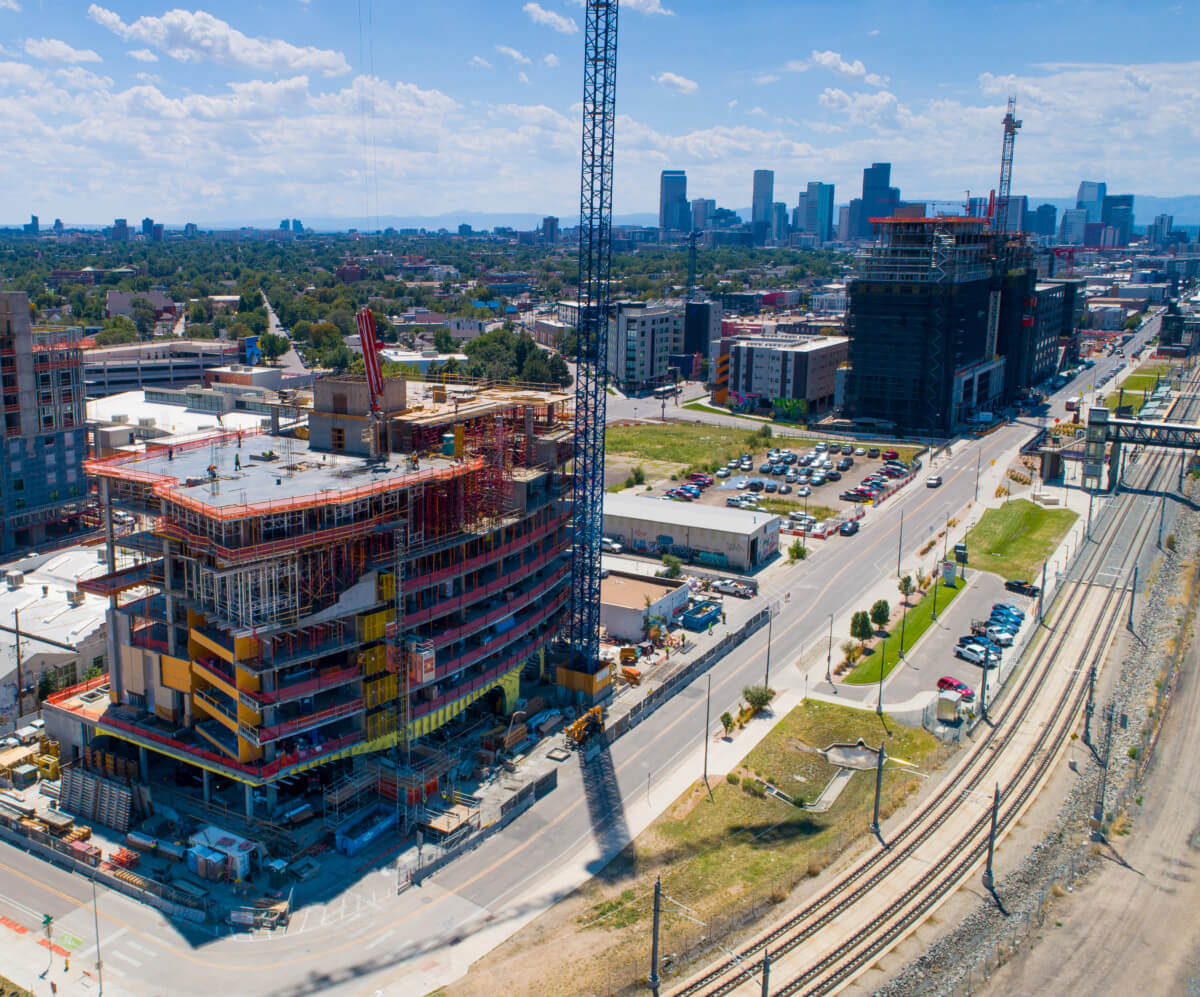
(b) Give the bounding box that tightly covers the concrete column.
[203,769,212,803]
[244,783,254,818]
[266,785,278,811]
[138,745,148,782]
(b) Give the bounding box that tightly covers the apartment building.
[605,300,684,393]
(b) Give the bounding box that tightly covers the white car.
[956,643,990,665]
[716,468,730,478]
[600,537,623,553]
[985,626,1014,646]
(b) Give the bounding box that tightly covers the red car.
[937,676,975,701]
[882,449,900,461]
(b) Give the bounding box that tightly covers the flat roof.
[600,572,684,610]
[604,493,780,536]
[87,390,265,437]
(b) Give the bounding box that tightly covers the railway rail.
[673,372,1200,997]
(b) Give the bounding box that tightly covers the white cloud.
[543,53,559,67]
[469,55,492,69]
[518,71,530,85]
[135,71,161,85]
[523,2,577,34]
[754,73,779,85]
[495,45,531,65]
[86,5,350,76]
[727,99,738,108]
[0,0,21,11]
[786,49,888,87]
[819,87,902,129]
[24,38,103,64]
[651,71,697,95]
[625,0,674,14]
[127,49,158,63]
[868,28,880,36]
[0,60,48,88]
[747,105,766,117]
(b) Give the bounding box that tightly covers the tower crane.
[568,0,618,688]
[994,95,1021,234]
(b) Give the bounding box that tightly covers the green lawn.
[606,423,771,471]
[844,579,963,684]
[961,498,1077,581]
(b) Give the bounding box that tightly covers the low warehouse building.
[603,494,780,572]
[600,571,690,642]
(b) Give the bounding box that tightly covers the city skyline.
[1,1,1199,225]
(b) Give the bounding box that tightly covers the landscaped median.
[842,579,964,685]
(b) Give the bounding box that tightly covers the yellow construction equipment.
[620,665,642,686]
[565,706,604,747]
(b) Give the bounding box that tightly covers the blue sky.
[1,1,1198,225]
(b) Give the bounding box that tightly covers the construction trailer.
[45,375,577,823]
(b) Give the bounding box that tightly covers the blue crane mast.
[568,0,618,686]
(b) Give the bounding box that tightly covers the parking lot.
[877,571,1041,711]
[638,443,919,528]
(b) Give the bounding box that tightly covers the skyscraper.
[1003,195,1028,233]
[772,203,788,242]
[752,169,774,244]
[141,217,154,237]
[1102,194,1134,246]
[1075,181,1106,224]
[692,198,715,230]
[794,192,808,232]
[659,170,689,233]
[803,182,835,243]
[859,163,899,238]
[1034,203,1057,237]
[542,216,559,244]
[1060,208,1087,245]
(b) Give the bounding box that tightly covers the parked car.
[1004,579,1040,596]
[985,626,1015,646]
[993,603,1026,620]
[785,470,799,483]
[815,442,828,452]
[600,536,623,553]
[778,484,792,494]
[841,491,866,503]
[956,643,997,666]
[837,457,854,471]
[926,475,943,488]
[839,519,860,536]
[797,485,812,497]
[826,470,842,482]
[725,496,745,507]
[882,449,900,460]
[938,676,975,701]
[748,479,764,491]
[810,474,827,487]
[764,481,778,493]
[715,468,730,478]
[867,447,881,458]
[854,447,866,456]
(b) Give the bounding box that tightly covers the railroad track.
[673,372,1200,997]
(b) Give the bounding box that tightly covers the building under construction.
[45,374,576,821]
[0,292,91,553]
[845,217,1038,433]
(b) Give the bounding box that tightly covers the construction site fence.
[602,608,770,745]
[411,769,557,885]
[0,816,209,923]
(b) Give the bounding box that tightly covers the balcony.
[420,563,569,652]
[241,664,361,708]
[257,697,363,744]
[193,685,238,731]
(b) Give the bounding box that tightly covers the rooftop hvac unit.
[6,570,24,589]
[68,589,86,607]
[112,414,128,424]
[138,417,156,428]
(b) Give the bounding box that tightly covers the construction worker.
[234,453,241,471]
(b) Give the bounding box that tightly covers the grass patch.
[844,580,963,684]
[961,498,1078,581]
[606,423,773,471]
[758,497,838,521]
[0,975,32,997]
[685,400,771,421]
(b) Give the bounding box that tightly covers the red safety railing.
[241,665,361,707]
[257,698,363,743]
[45,674,109,705]
[423,566,569,651]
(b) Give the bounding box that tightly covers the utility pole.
[761,946,771,997]
[92,875,103,996]
[982,784,1000,891]
[702,673,711,795]
[1083,662,1096,748]
[13,609,23,722]
[1157,492,1167,549]
[1038,561,1047,623]
[825,612,834,686]
[931,572,940,622]
[763,602,777,691]
[1086,491,1093,540]
[898,595,908,659]
[876,635,887,717]
[869,741,886,837]
[979,661,989,723]
[1128,564,1137,630]
[896,507,904,578]
[648,875,662,997]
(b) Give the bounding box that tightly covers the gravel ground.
[876,482,1200,997]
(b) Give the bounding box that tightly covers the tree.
[95,318,138,346]
[661,553,682,579]
[742,684,775,713]
[898,575,915,606]
[720,712,734,737]
[258,331,289,361]
[129,296,157,338]
[850,610,873,648]
[870,599,891,631]
[433,328,456,353]
[788,538,808,561]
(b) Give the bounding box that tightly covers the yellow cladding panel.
[234,635,261,663]
[192,660,237,701]
[358,610,391,643]
[238,735,261,764]
[193,693,237,733]
[191,627,233,665]
[555,665,613,696]
[236,664,261,692]
[237,700,261,726]
[379,573,395,602]
[453,425,464,457]
[160,655,192,693]
[360,645,387,675]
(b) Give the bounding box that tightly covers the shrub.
[870,599,890,630]
[1166,533,1178,551]
[632,465,646,485]
[662,553,682,578]
[742,684,776,712]
[788,538,808,561]
[741,776,766,798]
[898,575,914,605]
[720,711,734,736]
[850,610,873,647]
[726,772,739,784]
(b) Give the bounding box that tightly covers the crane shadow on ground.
[580,740,632,881]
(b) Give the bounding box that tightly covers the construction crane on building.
[994,95,1022,234]
[568,0,618,686]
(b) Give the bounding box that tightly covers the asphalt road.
[0,317,1163,996]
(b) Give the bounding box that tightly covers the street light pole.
[764,608,773,691]
[869,740,886,836]
[703,673,711,794]
[974,447,982,502]
[92,874,104,996]
[897,507,904,578]
[876,635,887,717]
[825,612,834,686]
